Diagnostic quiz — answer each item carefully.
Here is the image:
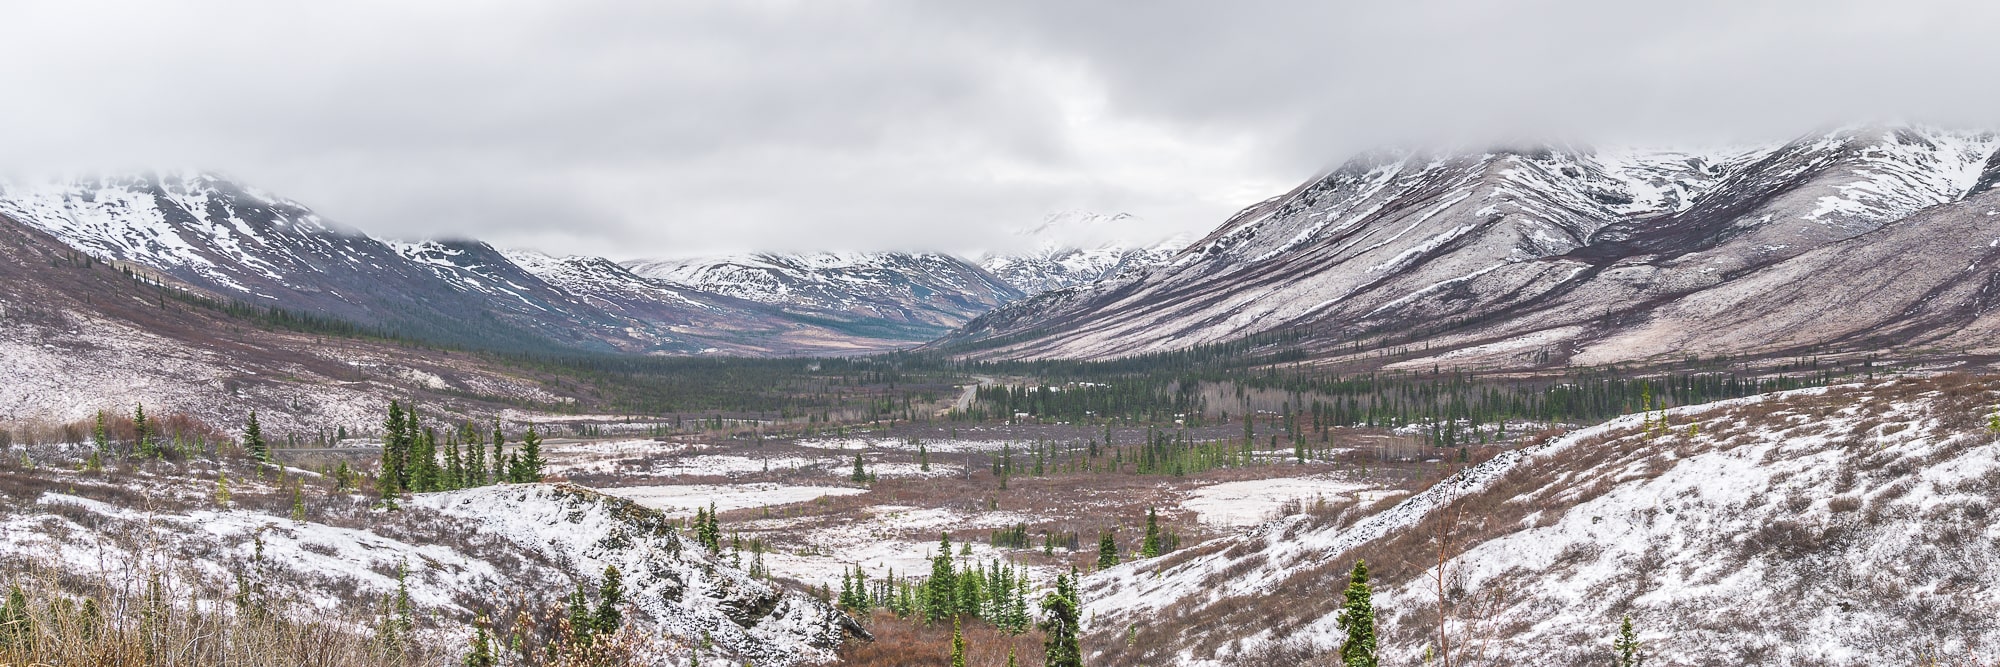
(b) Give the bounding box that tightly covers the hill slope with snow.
[1080,376,2000,666]
[937,126,2000,369]
[0,174,973,356]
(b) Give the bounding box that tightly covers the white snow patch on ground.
[598,483,867,517]
[1180,475,1387,528]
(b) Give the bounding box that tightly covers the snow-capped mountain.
[0,173,972,356]
[975,211,1192,295]
[624,251,1022,334]
[937,125,2000,368]
[1080,376,2000,665]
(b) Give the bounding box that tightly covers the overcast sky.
[2,1,1998,259]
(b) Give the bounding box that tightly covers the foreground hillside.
[0,439,860,666]
[940,126,2000,370]
[1080,374,2000,666]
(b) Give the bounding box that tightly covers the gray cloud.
[1,1,1996,259]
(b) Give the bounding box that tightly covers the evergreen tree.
[465,423,487,487]
[1337,560,1377,667]
[1141,507,1162,558]
[92,410,109,454]
[1614,615,1642,667]
[1038,572,1081,667]
[410,426,440,492]
[490,423,507,482]
[566,582,595,645]
[1,584,31,651]
[215,473,232,506]
[926,533,957,625]
[380,401,408,499]
[596,565,624,634]
[851,453,868,483]
[949,616,967,667]
[464,613,497,667]
[512,423,545,483]
[243,411,268,462]
[132,403,150,457]
[444,440,464,490]
[1096,530,1119,570]
[290,484,305,522]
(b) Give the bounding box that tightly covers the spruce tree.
[1,584,31,651]
[92,410,109,454]
[949,616,967,667]
[1614,615,1642,667]
[464,614,497,667]
[596,565,624,634]
[132,403,150,457]
[1141,508,1162,558]
[926,533,957,625]
[244,411,268,462]
[381,401,408,498]
[465,425,487,487]
[1038,572,1081,667]
[444,440,464,490]
[1096,530,1119,570]
[410,426,440,492]
[851,453,868,483]
[513,423,544,483]
[1337,560,1378,667]
[490,423,507,482]
[566,582,594,645]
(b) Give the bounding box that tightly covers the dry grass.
[838,611,1044,666]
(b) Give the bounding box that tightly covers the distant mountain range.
[0,173,1182,356]
[937,125,2000,370]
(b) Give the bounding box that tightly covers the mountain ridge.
[933,125,2000,369]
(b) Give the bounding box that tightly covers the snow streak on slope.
[1082,378,2000,666]
[627,251,1022,330]
[976,211,1192,295]
[939,126,2000,367]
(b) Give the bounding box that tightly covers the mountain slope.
[0,174,951,356]
[976,212,1191,295]
[1082,376,2000,666]
[0,208,565,432]
[625,252,1023,336]
[937,126,2000,368]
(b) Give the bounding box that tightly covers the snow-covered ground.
[795,436,1026,453]
[598,483,867,517]
[0,465,858,666]
[1179,474,1392,528]
[1081,380,2000,666]
[743,504,1058,592]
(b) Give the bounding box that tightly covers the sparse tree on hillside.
[1038,572,1081,667]
[491,422,507,481]
[511,423,545,483]
[1141,508,1162,558]
[851,453,868,483]
[1097,530,1119,570]
[464,613,497,667]
[132,403,150,457]
[596,565,624,634]
[925,533,958,624]
[243,411,267,462]
[380,401,408,498]
[1614,615,1642,667]
[950,616,967,667]
[1338,560,1378,667]
[92,410,109,454]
